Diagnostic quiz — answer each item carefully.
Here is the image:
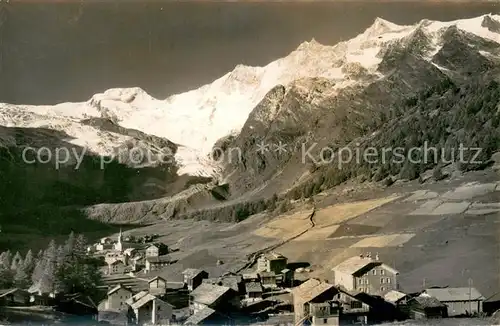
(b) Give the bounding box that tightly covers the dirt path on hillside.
[234,207,316,274]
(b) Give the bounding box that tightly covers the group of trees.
[0,232,102,298]
[283,75,500,202]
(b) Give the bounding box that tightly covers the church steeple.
[118,228,123,244]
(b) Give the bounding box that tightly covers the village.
[0,229,498,325]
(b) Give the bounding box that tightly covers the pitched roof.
[260,252,287,261]
[190,283,233,306]
[129,293,157,310]
[107,284,133,296]
[245,282,263,293]
[293,279,336,305]
[109,260,125,266]
[148,276,166,284]
[384,290,408,303]
[413,295,446,308]
[182,268,205,279]
[332,256,399,276]
[125,290,149,306]
[485,292,500,303]
[0,288,26,298]
[184,307,217,325]
[424,288,485,302]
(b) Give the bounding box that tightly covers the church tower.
[115,228,123,252]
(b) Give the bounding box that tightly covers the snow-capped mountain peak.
[2,14,500,176]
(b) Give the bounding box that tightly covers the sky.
[1,1,499,104]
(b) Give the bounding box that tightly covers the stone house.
[257,252,288,274]
[145,243,169,258]
[127,292,174,325]
[332,255,399,296]
[102,284,134,311]
[108,260,128,275]
[145,255,171,273]
[183,268,209,291]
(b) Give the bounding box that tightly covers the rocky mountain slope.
[2,14,500,249]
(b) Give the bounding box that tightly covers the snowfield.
[2,14,500,176]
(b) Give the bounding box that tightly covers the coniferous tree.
[10,251,23,270]
[55,233,102,298]
[14,262,30,289]
[23,250,35,281]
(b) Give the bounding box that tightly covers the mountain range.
[1,14,500,251]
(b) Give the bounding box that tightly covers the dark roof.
[146,255,171,263]
[485,292,500,303]
[245,282,263,293]
[412,296,446,308]
[0,288,27,298]
[184,307,217,325]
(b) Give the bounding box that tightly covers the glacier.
[2,14,500,176]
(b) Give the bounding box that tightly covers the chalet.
[145,255,171,272]
[148,276,167,296]
[292,279,339,323]
[257,252,288,274]
[245,282,263,301]
[145,243,169,258]
[190,283,240,315]
[332,255,399,296]
[407,295,447,319]
[127,293,174,325]
[183,268,209,291]
[102,284,134,311]
[259,271,280,289]
[0,288,30,306]
[422,287,485,317]
[108,260,128,275]
[308,301,340,326]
